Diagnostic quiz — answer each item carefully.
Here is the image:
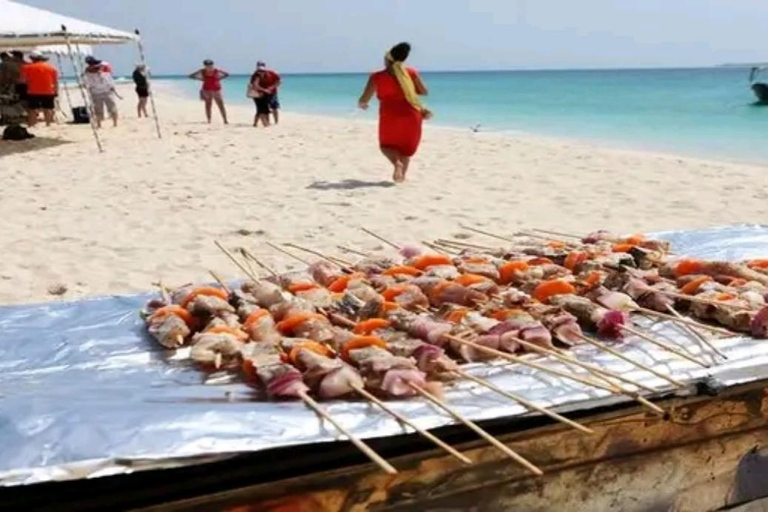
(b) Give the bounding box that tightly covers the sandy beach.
[1,83,767,305]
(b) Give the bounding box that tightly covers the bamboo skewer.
[654,290,751,311]
[298,390,398,474]
[444,335,665,415]
[208,270,232,294]
[665,305,728,360]
[510,338,656,393]
[634,307,736,336]
[572,333,686,388]
[458,224,514,243]
[284,243,353,268]
[435,238,495,251]
[452,369,594,434]
[514,230,578,247]
[266,241,310,266]
[351,384,473,465]
[619,325,709,368]
[240,248,280,278]
[407,383,543,475]
[423,240,456,255]
[337,245,373,258]
[531,228,582,240]
[361,227,401,250]
[214,240,260,281]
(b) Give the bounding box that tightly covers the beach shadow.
[0,136,71,157]
[307,179,395,191]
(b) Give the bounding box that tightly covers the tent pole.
[135,29,162,139]
[62,24,103,152]
[55,53,73,117]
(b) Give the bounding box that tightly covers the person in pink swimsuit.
[189,59,229,124]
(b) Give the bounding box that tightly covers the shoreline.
[153,79,768,169]
[2,85,768,305]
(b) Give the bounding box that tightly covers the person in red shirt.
[188,59,229,124]
[21,51,58,127]
[254,61,281,124]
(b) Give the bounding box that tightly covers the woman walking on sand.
[189,59,229,124]
[358,42,431,182]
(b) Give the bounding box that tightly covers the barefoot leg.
[380,147,404,182]
[400,156,411,181]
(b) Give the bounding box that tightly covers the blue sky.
[22,0,768,75]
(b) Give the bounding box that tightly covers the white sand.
[1,84,767,304]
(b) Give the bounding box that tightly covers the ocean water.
[159,68,768,163]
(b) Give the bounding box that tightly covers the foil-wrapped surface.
[2,224,768,486]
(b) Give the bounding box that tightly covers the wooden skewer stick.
[422,240,457,255]
[458,224,514,243]
[654,290,751,311]
[572,332,686,388]
[633,306,736,336]
[452,369,594,434]
[155,279,171,303]
[337,245,373,258]
[208,270,232,294]
[665,305,728,360]
[361,227,401,250]
[284,243,353,268]
[297,390,397,474]
[240,248,279,278]
[619,325,709,368]
[265,241,310,266]
[214,240,260,282]
[531,228,582,240]
[514,230,578,247]
[444,334,665,415]
[407,383,543,475]
[511,338,656,393]
[351,384,472,465]
[435,238,495,250]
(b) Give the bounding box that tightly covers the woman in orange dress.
[358,42,431,182]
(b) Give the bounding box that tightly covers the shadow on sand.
[0,136,71,157]
[307,179,395,190]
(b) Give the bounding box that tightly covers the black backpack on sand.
[2,125,34,141]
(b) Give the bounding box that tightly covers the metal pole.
[55,53,73,117]
[135,29,162,139]
[62,24,103,152]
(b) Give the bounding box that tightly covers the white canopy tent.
[0,0,161,149]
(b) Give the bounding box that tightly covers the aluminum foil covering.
[2,224,768,486]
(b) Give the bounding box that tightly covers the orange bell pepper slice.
[353,318,391,335]
[728,277,748,287]
[454,274,490,287]
[288,282,318,294]
[675,259,705,277]
[243,309,270,330]
[289,341,333,365]
[381,285,409,302]
[611,243,635,253]
[464,256,490,264]
[446,308,469,324]
[564,251,589,271]
[381,301,401,312]
[584,271,603,288]
[327,273,365,292]
[715,292,736,302]
[342,336,388,359]
[428,281,453,303]
[149,305,195,328]
[623,233,646,245]
[411,254,453,270]
[680,276,713,295]
[498,261,530,284]
[747,259,768,270]
[528,257,554,266]
[532,280,576,304]
[381,265,422,277]
[204,325,249,341]
[546,240,567,250]
[180,287,229,308]
[276,312,327,334]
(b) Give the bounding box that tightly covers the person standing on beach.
[189,60,229,124]
[83,57,119,128]
[132,64,150,118]
[21,52,58,127]
[358,42,431,183]
[257,61,282,125]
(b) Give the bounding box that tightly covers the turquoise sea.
[159,68,768,163]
